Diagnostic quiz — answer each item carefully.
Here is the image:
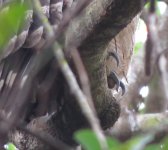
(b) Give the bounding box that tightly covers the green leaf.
[106,137,120,149]
[161,137,168,150]
[144,144,161,150]
[74,129,101,150]
[4,143,18,150]
[118,135,153,150]
[0,1,27,49]
[144,0,161,16]
[134,42,143,54]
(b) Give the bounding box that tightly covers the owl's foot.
[107,71,126,95]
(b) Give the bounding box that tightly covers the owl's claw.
[107,71,120,91]
[107,71,126,95]
[108,52,120,67]
[119,81,126,96]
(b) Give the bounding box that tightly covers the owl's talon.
[107,71,126,95]
[107,71,120,91]
[119,81,126,96]
[108,52,119,67]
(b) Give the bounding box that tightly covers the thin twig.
[53,42,108,150]
[70,47,95,111]
[111,112,168,140]
[32,0,93,49]
[145,3,168,107]
[156,48,168,74]
[32,0,54,39]
[57,0,92,34]
[32,0,107,149]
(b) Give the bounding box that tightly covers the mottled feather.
[0,0,67,100]
[106,17,139,89]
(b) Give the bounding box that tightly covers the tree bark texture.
[0,0,143,149]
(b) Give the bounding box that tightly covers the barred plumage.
[0,0,73,104]
[0,0,70,60]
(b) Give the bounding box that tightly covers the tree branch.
[109,112,168,141]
